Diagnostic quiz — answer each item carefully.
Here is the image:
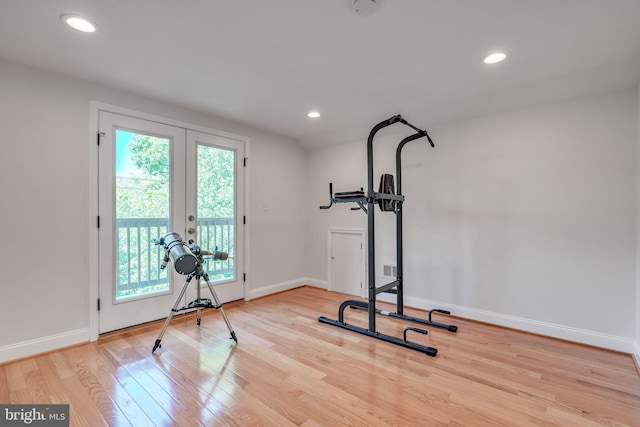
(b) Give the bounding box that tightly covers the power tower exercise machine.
[318,115,457,357]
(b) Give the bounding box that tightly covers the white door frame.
[327,227,366,298]
[89,101,251,341]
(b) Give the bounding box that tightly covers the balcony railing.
[116,217,234,297]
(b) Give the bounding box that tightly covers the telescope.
[152,232,229,276]
[151,231,237,353]
[153,232,198,275]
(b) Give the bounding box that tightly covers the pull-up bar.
[398,116,435,147]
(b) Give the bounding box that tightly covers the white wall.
[306,139,367,281]
[308,90,638,352]
[0,58,308,361]
[248,133,308,296]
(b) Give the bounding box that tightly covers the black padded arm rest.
[334,190,365,199]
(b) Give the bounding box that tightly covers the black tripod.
[152,247,238,353]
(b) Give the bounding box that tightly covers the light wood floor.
[1,286,639,426]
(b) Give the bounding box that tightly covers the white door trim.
[327,227,366,297]
[89,101,250,341]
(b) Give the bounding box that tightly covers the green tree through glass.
[116,134,236,296]
[197,144,235,281]
[115,132,170,298]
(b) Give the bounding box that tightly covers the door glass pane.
[196,144,235,282]
[115,129,170,300]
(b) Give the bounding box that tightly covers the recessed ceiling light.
[61,14,98,33]
[483,52,507,64]
[307,111,321,118]
[353,0,378,17]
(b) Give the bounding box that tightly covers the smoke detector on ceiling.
[353,0,377,17]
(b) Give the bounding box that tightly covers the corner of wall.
[246,277,327,301]
[636,80,640,365]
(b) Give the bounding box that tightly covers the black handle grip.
[403,326,428,342]
[319,182,334,209]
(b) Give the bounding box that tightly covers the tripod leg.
[152,276,193,353]
[202,274,238,343]
[196,277,202,326]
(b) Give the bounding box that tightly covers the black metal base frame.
[348,300,458,333]
[318,300,437,357]
[388,310,458,333]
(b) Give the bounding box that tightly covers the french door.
[98,112,244,333]
[186,130,244,304]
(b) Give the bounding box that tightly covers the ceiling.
[1,0,639,149]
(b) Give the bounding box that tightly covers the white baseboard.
[301,277,328,290]
[247,277,327,300]
[633,342,640,369]
[377,293,637,354]
[0,328,90,364]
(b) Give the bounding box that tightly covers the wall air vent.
[383,264,397,278]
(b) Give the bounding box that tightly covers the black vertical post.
[366,115,402,332]
[395,132,425,316]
